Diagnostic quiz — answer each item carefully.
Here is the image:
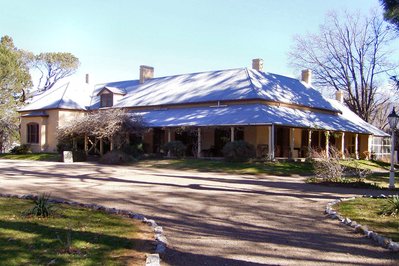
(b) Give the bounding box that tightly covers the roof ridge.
[97,67,246,87]
[244,68,264,99]
[56,82,70,108]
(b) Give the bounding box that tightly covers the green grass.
[0,197,150,266]
[340,159,391,171]
[336,197,399,242]
[341,160,399,189]
[304,159,399,189]
[0,153,60,162]
[136,158,314,176]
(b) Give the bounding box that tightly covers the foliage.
[380,0,399,32]
[0,35,33,101]
[57,109,145,151]
[121,143,144,158]
[0,112,19,153]
[381,195,399,216]
[35,52,80,91]
[10,144,31,154]
[72,150,87,162]
[305,176,381,189]
[289,11,397,124]
[56,229,74,254]
[99,150,135,165]
[222,140,256,162]
[345,159,372,180]
[24,193,55,218]
[56,137,74,153]
[0,35,32,151]
[163,141,186,158]
[310,147,344,181]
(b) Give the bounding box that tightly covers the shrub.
[345,159,372,180]
[72,150,87,162]
[121,143,144,158]
[56,137,74,153]
[10,144,31,154]
[222,141,256,162]
[381,195,399,216]
[99,150,135,165]
[163,141,186,158]
[56,229,75,254]
[25,193,55,218]
[310,147,344,181]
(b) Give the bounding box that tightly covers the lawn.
[0,153,60,161]
[136,158,314,176]
[340,159,391,171]
[305,159,399,189]
[341,160,399,189]
[0,197,152,265]
[336,197,399,242]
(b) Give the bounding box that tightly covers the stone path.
[0,159,398,265]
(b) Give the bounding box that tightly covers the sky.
[0,0,396,86]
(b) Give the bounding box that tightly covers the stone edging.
[325,194,399,252]
[0,193,167,266]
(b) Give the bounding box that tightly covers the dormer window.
[100,91,113,107]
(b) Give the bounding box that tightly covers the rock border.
[0,193,167,266]
[325,194,399,252]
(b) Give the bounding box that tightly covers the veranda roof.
[133,103,388,137]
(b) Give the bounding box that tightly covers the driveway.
[0,159,398,265]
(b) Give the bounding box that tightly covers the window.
[100,93,113,107]
[27,123,39,144]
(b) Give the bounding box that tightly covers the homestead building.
[18,59,390,160]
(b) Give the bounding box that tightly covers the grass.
[136,158,314,176]
[0,153,60,162]
[340,159,391,171]
[305,159,399,189]
[336,197,399,242]
[341,160,399,189]
[0,197,152,266]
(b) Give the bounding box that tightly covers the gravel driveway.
[0,159,398,265]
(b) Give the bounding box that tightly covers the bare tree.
[57,108,145,149]
[289,11,397,124]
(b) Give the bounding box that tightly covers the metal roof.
[94,68,338,112]
[97,86,127,96]
[18,67,387,137]
[133,103,388,136]
[19,82,92,112]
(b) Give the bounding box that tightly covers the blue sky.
[0,0,395,85]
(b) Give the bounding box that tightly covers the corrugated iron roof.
[133,103,388,136]
[19,82,92,112]
[95,68,338,112]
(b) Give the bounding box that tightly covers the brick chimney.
[140,65,154,84]
[252,58,264,72]
[301,69,312,85]
[336,90,344,103]
[85,73,89,84]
